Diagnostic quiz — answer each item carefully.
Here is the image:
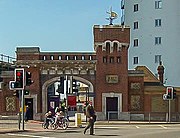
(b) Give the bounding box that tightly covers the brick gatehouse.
[0,24,180,121]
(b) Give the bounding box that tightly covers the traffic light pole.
[21,89,25,130]
[169,99,171,123]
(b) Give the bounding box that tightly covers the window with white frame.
[155,19,161,27]
[155,0,162,9]
[155,55,161,63]
[155,37,162,45]
[134,4,138,12]
[133,57,139,64]
[134,39,139,47]
[134,21,138,29]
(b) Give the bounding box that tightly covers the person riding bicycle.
[44,111,54,129]
[54,107,65,125]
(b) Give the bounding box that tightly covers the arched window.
[106,42,111,47]
[66,55,69,60]
[51,55,54,60]
[43,56,46,60]
[113,42,118,47]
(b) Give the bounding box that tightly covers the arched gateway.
[42,76,94,114]
[15,24,131,120]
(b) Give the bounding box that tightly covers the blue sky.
[0,0,121,58]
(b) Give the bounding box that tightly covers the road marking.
[7,133,56,138]
[159,125,167,129]
[135,126,139,128]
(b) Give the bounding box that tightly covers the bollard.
[75,113,82,127]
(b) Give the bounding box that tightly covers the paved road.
[1,122,180,138]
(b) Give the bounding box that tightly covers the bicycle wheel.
[51,123,57,130]
[42,122,48,129]
[61,118,69,130]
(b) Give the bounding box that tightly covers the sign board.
[9,81,15,90]
[68,96,76,107]
[106,75,118,83]
[163,94,168,100]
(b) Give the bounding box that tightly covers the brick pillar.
[157,61,165,84]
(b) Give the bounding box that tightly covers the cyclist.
[54,107,65,125]
[44,111,54,129]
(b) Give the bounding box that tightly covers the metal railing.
[107,111,180,123]
[107,111,118,123]
[0,54,16,64]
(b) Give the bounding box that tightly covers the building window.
[50,55,54,60]
[103,56,107,63]
[133,57,138,64]
[155,19,161,27]
[58,56,61,60]
[117,57,121,63]
[155,0,162,9]
[134,4,138,12]
[110,57,114,63]
[155,37,162,45]
[43,56,46,60]
[155,55,161,63]
[134,21,138,29]
[66,55,69,60]
[134,39,139,47]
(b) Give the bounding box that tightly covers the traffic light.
[24,90,30,95]
[173,89,177,99]
[26,71,33,86]
[14,68,24,89]
[166,87,173,100]
[56,77,64,94]
[72,79,79,93]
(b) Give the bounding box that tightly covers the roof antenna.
[106,7,118,25]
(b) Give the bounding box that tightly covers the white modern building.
[121,0,180,86]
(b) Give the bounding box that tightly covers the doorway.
[106,97,118,120]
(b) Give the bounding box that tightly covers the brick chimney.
[157,61,165,84]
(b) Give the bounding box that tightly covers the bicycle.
[42,117,56,129]
[53,116,69,130]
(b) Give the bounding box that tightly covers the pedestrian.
[25,105,30,122]
[84,101,96,135]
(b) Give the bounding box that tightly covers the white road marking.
[7,133,56,138]
[158,125,167,129]
[135,126,139,128]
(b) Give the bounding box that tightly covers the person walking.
[84,101,96,135]
[25,105,30,122]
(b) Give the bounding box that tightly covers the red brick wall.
[93,25,130,43]
[128,76,144,112]
[94,26,130,112]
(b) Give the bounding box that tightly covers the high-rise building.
[121,0,180,86]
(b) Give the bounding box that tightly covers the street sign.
[9,81,15,90]
[163,94,168,100]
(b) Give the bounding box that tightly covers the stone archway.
[42,76,94,114]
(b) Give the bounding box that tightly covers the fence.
[0,115,19,129]
[107,111,180,123]
[0,54,16,64]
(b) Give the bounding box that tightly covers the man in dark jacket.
[84,101,96,135]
